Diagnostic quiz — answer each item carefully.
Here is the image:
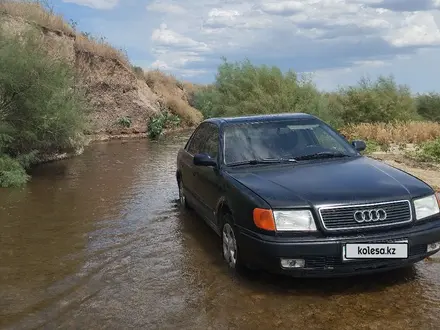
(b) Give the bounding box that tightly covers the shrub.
[147,111,180,140]
[0,154,30,187]
[413,138,440,163]
[359,140,382,154]
[0,25,89,187]
[336,75,419,123]
[117,116,132,128]
[416,92,440,122]
[193,58,345,127]
[192,84,223,118]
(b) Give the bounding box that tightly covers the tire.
[221,213,245,271]
[178,178,190,209]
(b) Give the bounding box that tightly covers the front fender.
[216,172,273,234]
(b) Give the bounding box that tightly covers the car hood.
[225,156,433,208]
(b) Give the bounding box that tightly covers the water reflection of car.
[175,113,440,277]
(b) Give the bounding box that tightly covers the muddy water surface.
[1,132,440,330]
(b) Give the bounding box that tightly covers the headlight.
[414,194,440,221]
[273,210,317,231]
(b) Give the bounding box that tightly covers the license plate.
[343,242,408,261]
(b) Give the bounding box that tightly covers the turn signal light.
[253,208,276,231]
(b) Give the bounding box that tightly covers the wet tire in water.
[221,213,246,272]
[178,179,190,209]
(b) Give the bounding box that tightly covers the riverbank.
[35,127,195,164]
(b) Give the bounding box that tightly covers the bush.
[0,26,89,187]
[117,116,132,128]
[413,138,440,162]
[0,154,30,188]
[362,140,382,154]
[195,59,423,129]
[193,60,426,128]
[336,76,419,123]
[416,92,440,122]
[194,58,330,121]
[147,111,180,140]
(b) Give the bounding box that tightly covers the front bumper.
[238,217,440,278]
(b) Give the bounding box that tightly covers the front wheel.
[178,179,189,209]
[221,213,245,271]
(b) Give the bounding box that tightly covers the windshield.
[222,118,358,165]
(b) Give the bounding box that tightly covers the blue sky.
[52,0,440,93]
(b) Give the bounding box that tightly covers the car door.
[179,124,210,207]
[192,123,223,225]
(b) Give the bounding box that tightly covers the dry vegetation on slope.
[0,0,204,187]
[0,0,203,136]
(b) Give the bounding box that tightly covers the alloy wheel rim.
[179,183,185,205]
[222,223,237,268]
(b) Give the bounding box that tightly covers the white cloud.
[203,8,240,28]
[72,0,440,89]
[384,12,440,47]
[63,0,118,10]
[151,24,210,52]
[143,0,440,83]
[352,60,388,67]
[150,24,211,74]
[146,2,186,14]
[259,1,305,15]
[202,7,272,29]
[149,60,208,77]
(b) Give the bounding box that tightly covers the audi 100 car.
[175,113,440,277]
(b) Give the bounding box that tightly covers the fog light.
[427,242,440,253]
[280,258,305,269]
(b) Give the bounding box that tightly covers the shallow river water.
[1,132,440,330]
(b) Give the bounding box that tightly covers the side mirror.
[193,153,217,167]
[352,140,366,152]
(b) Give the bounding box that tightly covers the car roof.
[202,113,318,127]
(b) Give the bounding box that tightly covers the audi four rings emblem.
[353,209,387,223]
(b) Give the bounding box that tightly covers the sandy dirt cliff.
[0,13,202,136]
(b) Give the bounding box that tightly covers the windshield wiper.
[294,151,350,161]
[227,158,297,167]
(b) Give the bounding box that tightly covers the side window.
[186,125,207,155]
[201,125,219,159]
[186,124,219,158]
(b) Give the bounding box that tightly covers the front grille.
[318,200,412,232]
